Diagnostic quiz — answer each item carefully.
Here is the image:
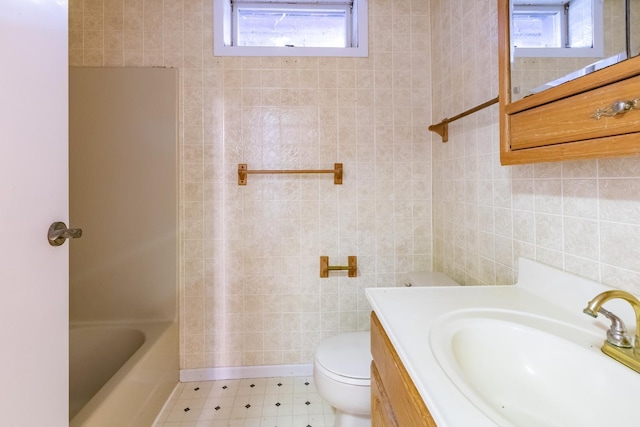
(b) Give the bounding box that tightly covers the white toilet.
[313,271,459,427]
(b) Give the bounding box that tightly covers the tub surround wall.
[70,67,178,322]
[430,0,640,295]
[69,0,433,369]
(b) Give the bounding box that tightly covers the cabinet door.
[371,313,438,427]
[371,362,399,427]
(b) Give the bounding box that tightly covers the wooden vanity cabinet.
[498,0,640,165]
[370,312,438,427]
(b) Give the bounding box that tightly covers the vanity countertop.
[365,258,633,426]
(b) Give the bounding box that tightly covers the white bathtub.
[69,321,178,427]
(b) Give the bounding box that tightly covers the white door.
[0,1,69,426]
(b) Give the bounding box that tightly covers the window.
[213,0,368,57]
[512,0,603,58]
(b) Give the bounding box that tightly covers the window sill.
[213,44,368,58]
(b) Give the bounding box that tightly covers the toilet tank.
[405,271,459,287]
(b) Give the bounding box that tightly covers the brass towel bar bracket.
[428,96,499,143]
[238,163,343,185]
[320,256,357,278]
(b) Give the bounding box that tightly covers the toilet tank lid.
[407,271,459,287]
[315,332,371,380]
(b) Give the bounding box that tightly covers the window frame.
[512,0,603,58]
[213,0,368,57]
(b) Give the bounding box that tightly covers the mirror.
[498,0,640,165]
[510,0,640,101]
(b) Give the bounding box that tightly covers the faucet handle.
[598,307,632,348]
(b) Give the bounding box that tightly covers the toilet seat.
[314,332,371,386]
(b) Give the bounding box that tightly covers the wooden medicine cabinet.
[499,0,640,165]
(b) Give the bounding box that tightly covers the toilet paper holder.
[320,256,357,278]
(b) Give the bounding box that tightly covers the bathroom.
[3,0,640,425]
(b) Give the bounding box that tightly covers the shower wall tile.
[70,0,433,369]
[431,0,640,295]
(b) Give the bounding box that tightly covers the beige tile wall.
[69,0,433,368]
[431,0,640,297]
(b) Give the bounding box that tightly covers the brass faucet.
[583,290,640,373]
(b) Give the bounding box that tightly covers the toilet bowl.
[313,332,371,427]
[313,271,459,427]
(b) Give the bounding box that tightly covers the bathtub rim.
[69,320,178,427]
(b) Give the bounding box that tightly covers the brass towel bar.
[428,96,499,143]
[238,163,343,185]
[320,256,357,278]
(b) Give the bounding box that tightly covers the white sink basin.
[430,309,640,427]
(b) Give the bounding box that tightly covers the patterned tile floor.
[153,376,335,427]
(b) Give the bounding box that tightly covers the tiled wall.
[431,0,640,297]
[69,0,433,369]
